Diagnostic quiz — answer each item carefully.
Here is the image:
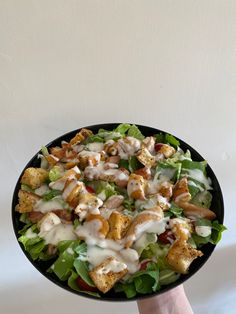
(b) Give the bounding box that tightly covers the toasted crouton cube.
[166,240,203,274]
[21,167,48,189]
[107,211,131,240]
[16,190,40,213]
[158,144,176,158]
[89,257,128,293]
[172,177,191,203]
[137,148,156,168]
[70,128,93,145]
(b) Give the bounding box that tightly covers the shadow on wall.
[185,244,236,303]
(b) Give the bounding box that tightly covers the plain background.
[1,1,236,313]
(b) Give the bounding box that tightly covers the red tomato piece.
[158,230,175,244]
[86,186,95,194]
[155,143,164,152]
[139,259,152,270]
[76,277,97,292]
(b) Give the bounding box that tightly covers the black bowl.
[12,123,224,301]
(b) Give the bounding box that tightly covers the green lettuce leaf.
[191,191,212,208]
[210,221,227,244]
[73,259,95,286]
[114,123,131,135]
[49,166,63,182]
[18,227,46,261]
[42,189,61,201]
[68,270,100,297]
[165,134,180,148]
[127,125,145,140]
[159,269,180,285]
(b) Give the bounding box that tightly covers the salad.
[15,124,226,298]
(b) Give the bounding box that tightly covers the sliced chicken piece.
[134,167,151,180]
[172,177,191,203]
[127,174,146,200]
[103,195,124,209]
[177,201,216,220]
[158,181,173,201]
[86,214,110,238]
[125,206,164,248]
[141,136,155,154]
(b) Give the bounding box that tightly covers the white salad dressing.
[38,212,77,245]
[86,142,104,152]
[39,224,77,245]
[195,226,212,237]
[85,246,139,274]
[62,180,82,200]
[78,150,101,164]
[117,137,141,160]
[34,184,50,196]
[34,198,64,213]
[182,168,212,190]
[96,259,127,275]
[84,161,129,183]
[25,227,38,239]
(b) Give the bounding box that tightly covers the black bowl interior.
[12,123,224,301]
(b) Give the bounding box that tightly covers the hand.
[137,285,193,314]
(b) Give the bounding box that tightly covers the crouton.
[107,211,132,240]
[177,201,216,220]
[16,190,40,213]
[172,177,191,203]
[127,174,146,200]
[136,148,156,168]
[158,144,176,158]
[89,257,128,293]
[86,214,110,238]
[166,240,203,274]
[21,167,48,189]
[70,128,93,145]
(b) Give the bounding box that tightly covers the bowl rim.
[12,123,224,301]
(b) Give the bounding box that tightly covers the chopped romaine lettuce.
[155,160,182,182]
[165,134,180,148]
[114,123,131,135]
[49,166,63,182]
[41,146,49,157]
[42,189,61,201]
[21,184,34,193]
[210,221,227,244]
[191,191,212,208]
[127,125,145,140]
[18,225,46,261]
[74,259,95,286]
[159,269,180,285]
[68,270,100,297]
